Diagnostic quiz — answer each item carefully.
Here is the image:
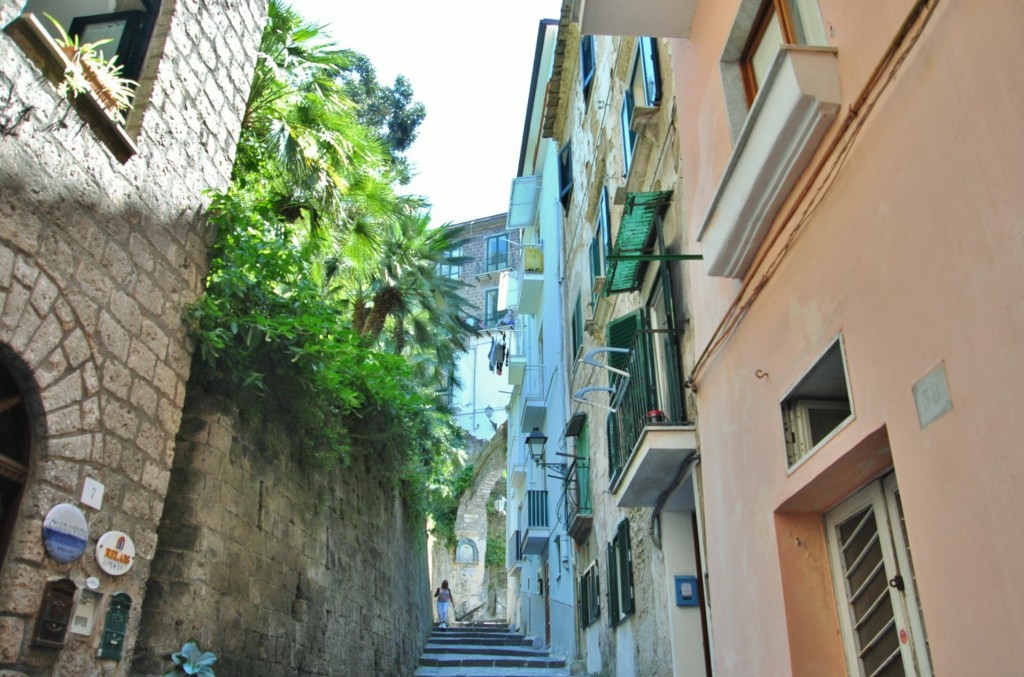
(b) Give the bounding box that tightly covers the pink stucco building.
[581,0,1024,674]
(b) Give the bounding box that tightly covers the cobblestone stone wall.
[132,387,431,677]
[0,0,265,674]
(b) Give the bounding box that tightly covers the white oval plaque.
[42,503,89,563]
[95,531,135,576]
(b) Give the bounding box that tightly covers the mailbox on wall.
[674,575,699,607]
[32,578,77,649]
[98,593,132,660]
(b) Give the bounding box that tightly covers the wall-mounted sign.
[42,503,89,563]
[81,477,105,510]
[95,531,135,576]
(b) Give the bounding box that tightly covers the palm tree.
[237,0,400,236]
[329,210,474,380]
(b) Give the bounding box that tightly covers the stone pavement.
[413,622,570,677]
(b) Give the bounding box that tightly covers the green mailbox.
[98,592,131,660]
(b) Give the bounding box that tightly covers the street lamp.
[526,427,548,464]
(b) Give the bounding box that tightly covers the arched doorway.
[0,355,31,571]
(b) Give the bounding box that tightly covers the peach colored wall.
[673,1,1024,674]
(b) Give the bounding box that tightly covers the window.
[558,142,573,210]
[437,247,462,280]
[580,35,596,105]
[485,235,509,272]
[483,288,499,326]
[571,294,584,361]
[0,357,31,573]
[621,37,661,175]
[826,475,932,676]
[781,338,852,468]
[645,270,683,421]
[606,518,635,625]
[740,0,827,103]
[578,560,601,628]
[25,0,161,82]
[606,311,641,479]
[589,188,611,306]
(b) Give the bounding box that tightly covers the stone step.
[429,634,535,647]
[413,667,570,677]
[411,663,573,675]
[422,644,550,658]
[418,654,566,669]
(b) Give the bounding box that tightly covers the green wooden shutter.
[619,520,636,615]
[606,311,642,372]
[607,541,620,625]
[578,574,587,627]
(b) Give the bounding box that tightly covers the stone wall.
[0,0,265,674]
[132,387,431,676]
[431,427,507,623]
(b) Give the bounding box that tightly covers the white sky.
[286,0,562,226]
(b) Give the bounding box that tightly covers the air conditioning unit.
[783,399,851,466]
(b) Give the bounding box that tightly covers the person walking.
[434,580,454,628]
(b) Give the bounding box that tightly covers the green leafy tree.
[187,0,466,503]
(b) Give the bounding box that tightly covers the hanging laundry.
[488,336,497,372]
[494,342,505,375]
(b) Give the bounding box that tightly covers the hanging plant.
[43,13,137,124]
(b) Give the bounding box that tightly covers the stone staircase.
[413,622,569,677]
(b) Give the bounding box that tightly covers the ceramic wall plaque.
[95,531,135,576]
[42,503,89,563]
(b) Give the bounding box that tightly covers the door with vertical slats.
[826,477,931,676]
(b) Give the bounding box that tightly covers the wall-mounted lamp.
[526,427,548,463]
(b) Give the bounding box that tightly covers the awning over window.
[603,191,673,295]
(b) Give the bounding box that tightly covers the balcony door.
[645,270,682,421]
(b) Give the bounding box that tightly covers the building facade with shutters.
[0,0,264,673]
[506,10,701,676]
[575,0,1024,675]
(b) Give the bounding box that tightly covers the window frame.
[739,0,826,104]
[437,246,462,280]
[780,336,854,471]
[606,518,635,626]
[558,142,574,210]
[482,288,500,326]
[621,37,661,175]
[484,235,509,272]
[578,560,601,628]
[590,188,611,308]
[580,34,596,105]
[571,293,584,361]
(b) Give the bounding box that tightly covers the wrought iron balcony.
[607,328,697,507]
[565,457,593,543]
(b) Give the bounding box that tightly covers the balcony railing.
[527,490,549,528]
[565,458,593,542]
[608,329,685,480]
[507,530,524,571]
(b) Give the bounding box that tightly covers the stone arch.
[0,252,102,573]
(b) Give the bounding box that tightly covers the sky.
[287,0,562,226]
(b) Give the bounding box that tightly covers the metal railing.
[565,457,593,528]
[608,329,685,479]
[507,530,523,569]
[526,490,549,528]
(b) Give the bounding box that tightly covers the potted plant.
[43,13,137,125]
